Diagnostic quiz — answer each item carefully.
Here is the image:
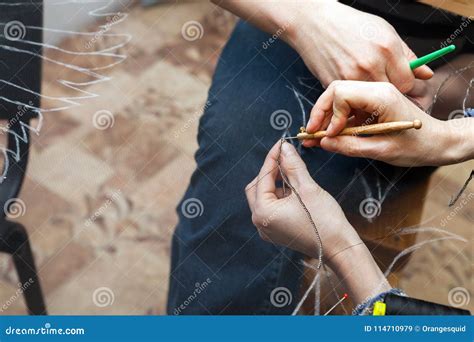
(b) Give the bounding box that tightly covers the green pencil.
[410,45,456,70]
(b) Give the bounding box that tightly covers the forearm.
[439,118,474,165]
[328,243,391,306]
[210,0,335,47]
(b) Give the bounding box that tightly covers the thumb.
[402,41,433,80]
[280,142,314,186]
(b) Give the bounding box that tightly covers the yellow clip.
[373,301,386,316]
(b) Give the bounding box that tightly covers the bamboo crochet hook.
[296,120,422,140]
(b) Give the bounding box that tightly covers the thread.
[277,139,323,270]
[449,170,473,207]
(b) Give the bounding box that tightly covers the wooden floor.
[0,1,471,314]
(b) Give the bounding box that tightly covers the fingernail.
[306,118,313,130]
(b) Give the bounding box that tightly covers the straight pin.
[324,293,349,316]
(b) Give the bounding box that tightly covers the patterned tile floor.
[0,2,471,315]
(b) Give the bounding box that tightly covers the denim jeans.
[167,21,432,315]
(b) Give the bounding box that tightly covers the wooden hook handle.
[297,120,422,140]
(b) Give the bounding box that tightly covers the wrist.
[324,224,363,268]
[455,119,474,162]
[328,241,366,272]
[283,0,339,51]
[438,118,474,165]
[328,243,391,304]
[303,227,358,263]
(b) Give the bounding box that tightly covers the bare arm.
[449,118,474,163]
[211,0,432,90]
[329,243,391,306]
[210,0,316,42]
[246,141,391,306]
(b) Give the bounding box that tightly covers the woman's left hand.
[246,141,392,304]
[245,141,362,260]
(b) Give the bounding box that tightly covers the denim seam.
[352,288,406,315]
